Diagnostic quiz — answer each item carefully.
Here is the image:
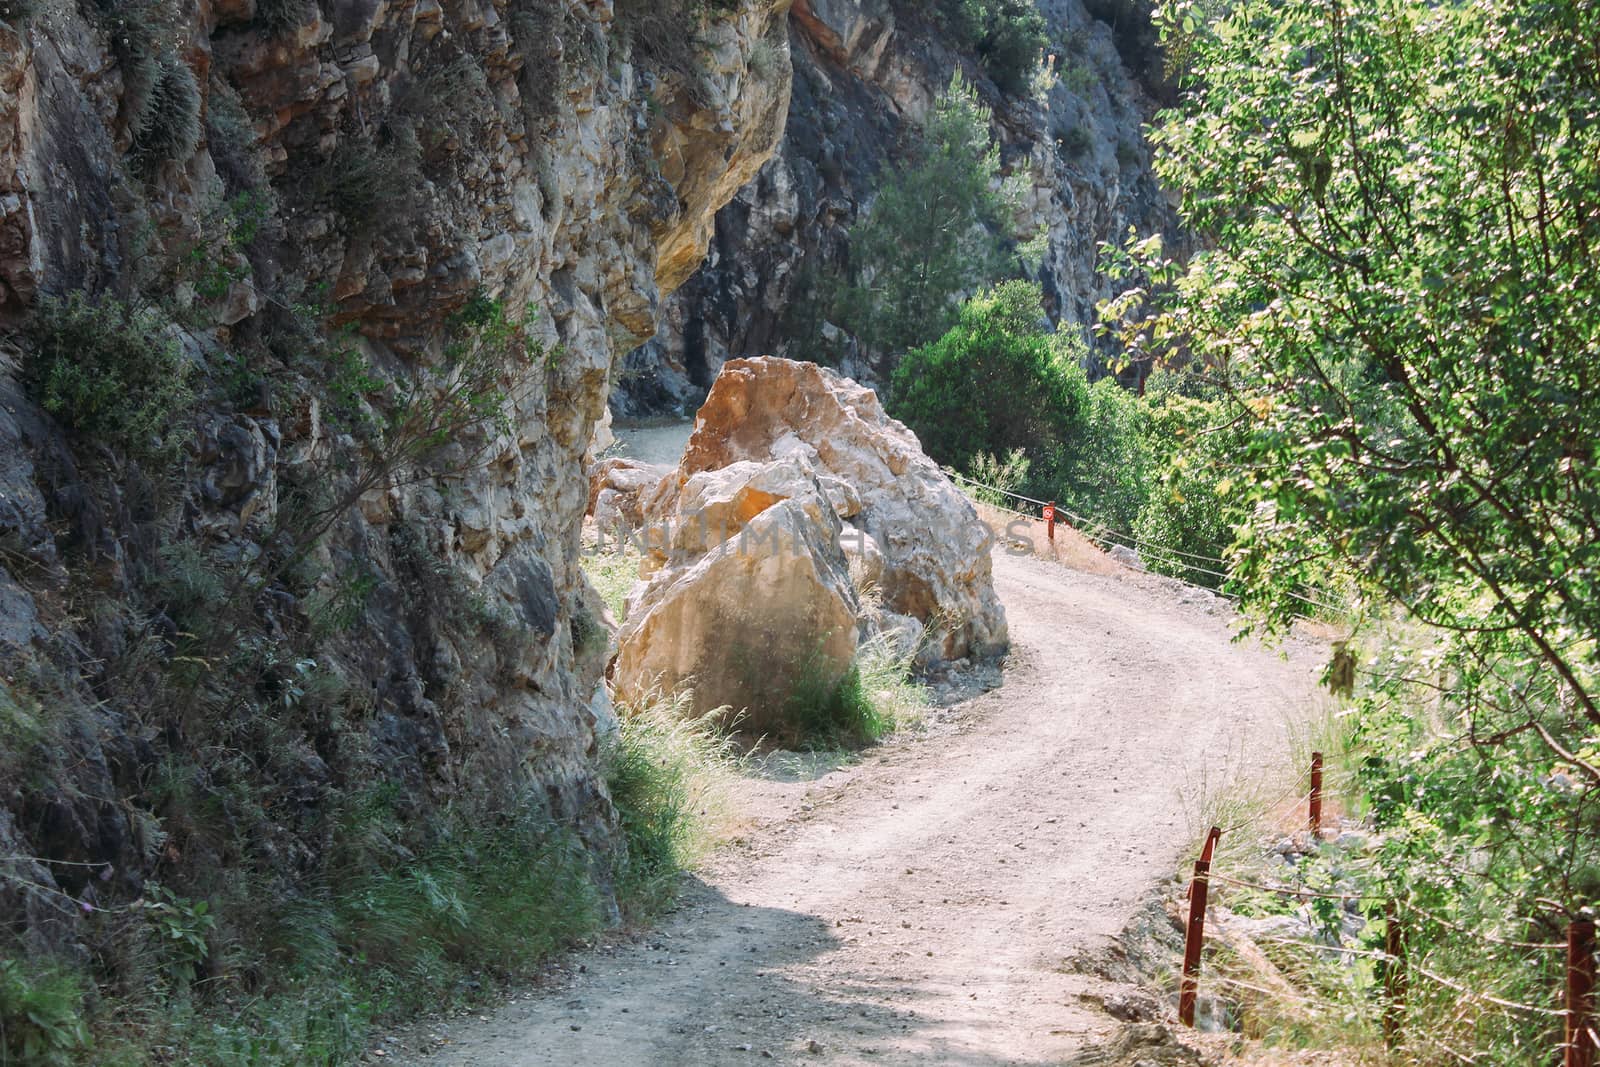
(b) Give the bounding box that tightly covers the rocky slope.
[0,0,789,958]
[613,0,1181,415]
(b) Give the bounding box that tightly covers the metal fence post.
[1383,899,1407,1048]
[1309,751,1324,837]
[1178,826,1221,1027]
[1570,920,1597,1067]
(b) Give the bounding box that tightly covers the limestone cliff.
[613,0,1180,414]
[0,0,789,953]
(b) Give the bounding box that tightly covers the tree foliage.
[915,0,1051,94]
[889,280,1087,476]
[836,73,1021,360]
[1104,0,1600,1053]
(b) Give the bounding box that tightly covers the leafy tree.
[889,280,1087,476]
[1052,377,1152,537]
[1107,0,1600,1054]
[1133,0,1600,729]
[836,73,1021,359]
[915,0,1051,94]
[1129,373,1241,587]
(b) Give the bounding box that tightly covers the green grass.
[0,959,91,1066]
[605,695,736,917]
[8,705,731,1065]
[581,539,641,622]
[773,634,929,750]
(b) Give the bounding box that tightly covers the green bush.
[131,54,201,174]
[22,293,196,461]
[1120,374,1243,588]
[966,448,1032,507]
[0,958,91,1066]
[910,0,1049,95]
[973,0,1049,94]
[1055,123,1093,158]
[307,131,422,235]
[252,0,313,33]
[889,280,1088,478]
[1055,376,1151,535]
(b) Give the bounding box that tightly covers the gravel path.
[397,550,1328,1066]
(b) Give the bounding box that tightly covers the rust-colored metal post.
[1569,920,1597,1067]
[1309,751,1324,837]
[1382,899,1407,1048]
[1178,826,1221,1027]
[1044,502,1056,544]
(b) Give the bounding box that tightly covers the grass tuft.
[580,535,640,622]
[605,694,736,918]
[0,958,91,1065]
[773,633,927,750]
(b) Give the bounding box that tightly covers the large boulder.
[612,457,861,735]
[587,457,672,532]
[677,357,1007,661]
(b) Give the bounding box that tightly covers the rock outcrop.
[0,0,791,951]
[668,356,1006,663]
[613,0,1183,414]
[589,456,673,532]
[612,455,860,734]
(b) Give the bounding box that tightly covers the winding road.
[398,549,1328,1066]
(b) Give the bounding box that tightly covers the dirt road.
[399,550,1327,1066]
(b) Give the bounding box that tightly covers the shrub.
[1128,379,1245,589]
[22,294,195,461]
[908,0,1049,95]
[966,448,1032,507]
[889,280,1088,478]
[252,0,313,33]
[0,958,91,1066]
[131,53,201,174]
[612,0,739,82]
[307,130,422,235]
[1055,123,1093,158]
[1054,376,1151,534]
[973,0,1049,95]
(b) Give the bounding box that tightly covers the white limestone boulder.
[676,357,1007,662]
[612,458,861,737]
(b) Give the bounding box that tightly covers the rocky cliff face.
[0,0,789,949]
[612,0,1179,414]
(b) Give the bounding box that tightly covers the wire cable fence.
[946,470,1346,615]
[1173,750,1596,1064]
